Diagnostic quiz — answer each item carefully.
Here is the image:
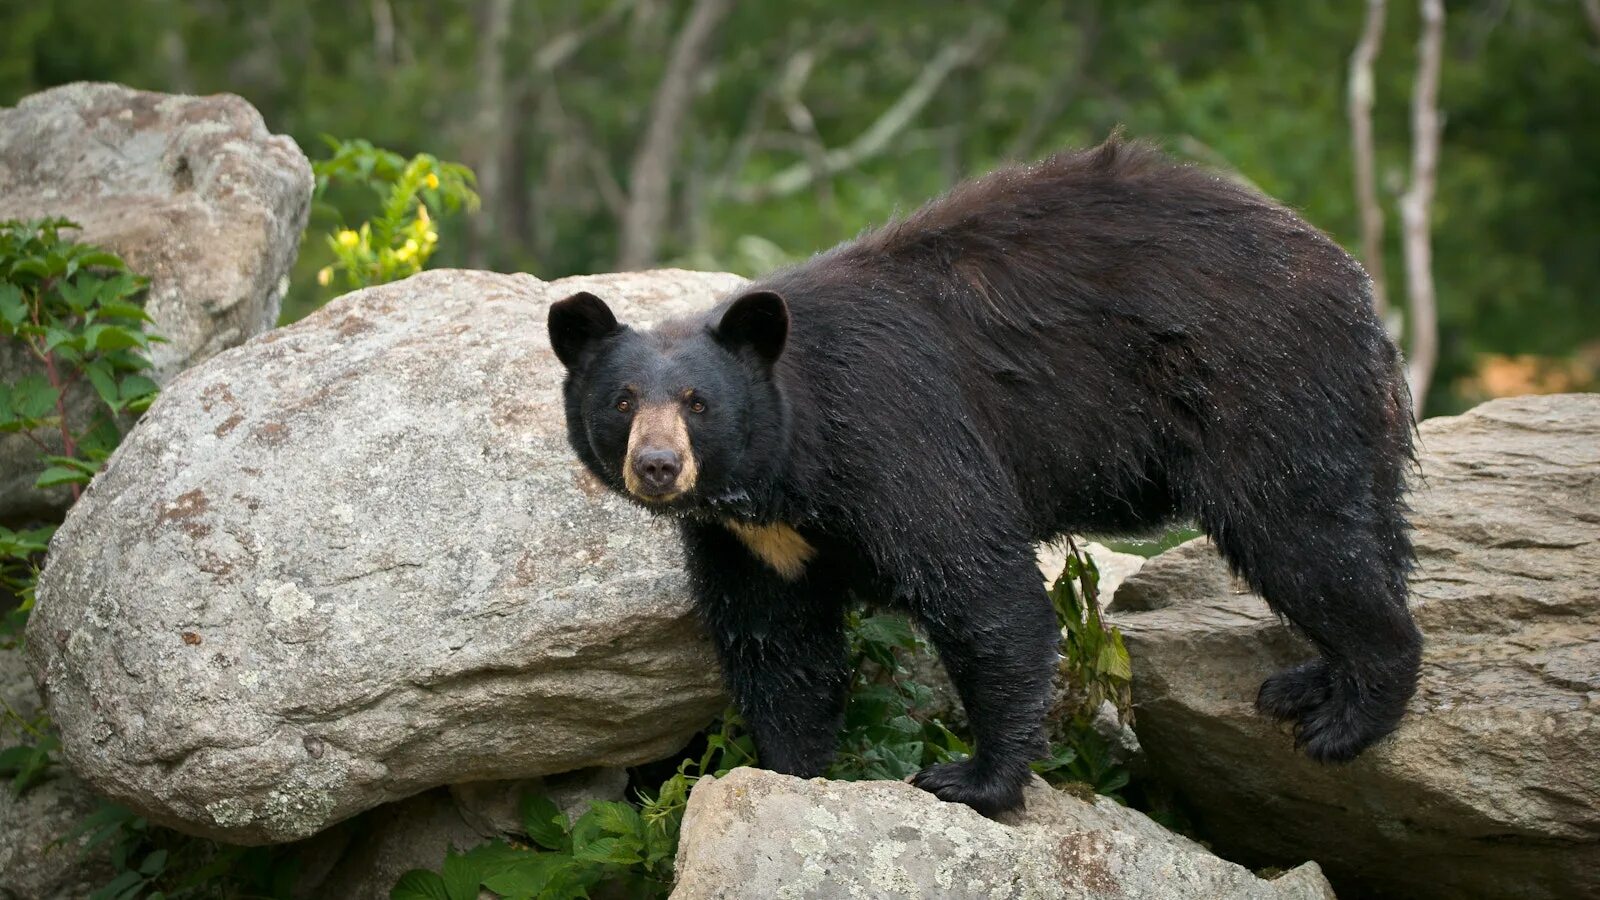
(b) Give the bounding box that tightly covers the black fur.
[548,135,1423,816]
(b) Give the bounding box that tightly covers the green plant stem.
[26,289,82,501]
[0,694,48,741]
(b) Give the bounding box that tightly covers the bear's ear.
[548,291,621,370]
[715,290,789,366]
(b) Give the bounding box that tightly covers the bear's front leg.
[903,547,1061,817]
[680,521,850,778]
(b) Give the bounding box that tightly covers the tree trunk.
[371,0,397,74]
[1401,0,1445,413]
[616,0,734,271]
[729,22,998,204]
[1348,0,1389,323]
[468,0,514,270]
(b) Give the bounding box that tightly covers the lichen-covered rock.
[1116,394,1600,899]
[0,82,312,516]
[27,269,740,843]
[672,768,1335,899]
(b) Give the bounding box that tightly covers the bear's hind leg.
[1209,512,1421,762]
[906,550,1060,816]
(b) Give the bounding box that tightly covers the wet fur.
[551,136,1423,816]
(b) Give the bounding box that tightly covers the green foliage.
[395,714,755,900]
[0,731,58,796]
[827,612,970,781]
[0,218,159,496]
[0,523,53,645]
[1033,541,1135,800]
[310,138,478,294]
[1047,541,1133,722]
[64,803,298,900]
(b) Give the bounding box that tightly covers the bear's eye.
[615,398,632,413]
[688,398,706,414]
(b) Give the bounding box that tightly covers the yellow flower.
[337,230,359,248]
[317,266,333,286]
[396,243,416,262]
[424,230,439,244]
[416,204,431,226]
[425,173,440,190]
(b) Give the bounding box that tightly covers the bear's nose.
[634,449,682,493]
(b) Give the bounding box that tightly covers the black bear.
[547,135,1423,816]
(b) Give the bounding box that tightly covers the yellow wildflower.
[425,173,440,190]
[336,229,359,249]
[317,266,333,286]
[424,230,439,244]
[416,204,431,226]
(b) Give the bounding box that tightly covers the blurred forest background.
[3,0,1597,416]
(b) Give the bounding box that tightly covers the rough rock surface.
[1,648,115,900]
[1115,394,1600,900]
[292,787,489,900]
[672,768,1335,899]
[0,771,114,900]
[28,269,741,843]
[0,82,312,516]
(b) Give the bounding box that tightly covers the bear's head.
[546,289,790,514]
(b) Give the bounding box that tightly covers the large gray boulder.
[0,82,312,516]
[1114,394,1600,900]
[27,269,738,843]
[672,768,1336,899]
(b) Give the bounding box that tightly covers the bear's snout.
[633,449,683,495]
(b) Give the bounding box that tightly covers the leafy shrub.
[311,138,478,291]
[0,218,159,499]
[66,804,297,900]
[393,715,755,900]
[827,612,970,781]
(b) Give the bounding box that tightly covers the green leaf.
[119,375,158,404]
[97,300,154,323]
[87,870,143,900]
[855,614,920,651]
[1097,636,1132,682]
[586,800,644,838]
[439,849,483,900]
[87,361,121,412]
[92,325,145,352]
[58,277,97,312]
[35,467,90,489]
[11,258,50,279]
[0,744,36,773]
[0,283,25,327]
[389,870,449,900]
[10,375,59,420]
[44,327,80,353]
[519,793,569,851]
[75,251,128,271]
[480,854,570,898]
[139,848,169,875]
[571,835,642,866]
